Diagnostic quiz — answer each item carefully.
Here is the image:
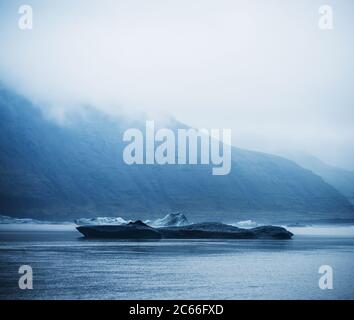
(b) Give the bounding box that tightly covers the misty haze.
[0,0,353,301]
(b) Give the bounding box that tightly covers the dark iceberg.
[76,221,293,240]
[77,221,162,239]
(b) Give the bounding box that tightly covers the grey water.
[0,226,354,300]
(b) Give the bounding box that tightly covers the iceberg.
[77,221,293,240]
[75,213,188,227]
[150,213,189,227]
[0,215,51,224]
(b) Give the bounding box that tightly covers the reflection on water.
[0,227,354,300]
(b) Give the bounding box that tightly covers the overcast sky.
[0,0,353,169]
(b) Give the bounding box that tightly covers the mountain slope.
[0,85,353,223]
[288,154,354,205]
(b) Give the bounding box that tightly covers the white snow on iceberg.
[230,220,259,228]
[75,217,129,226]
[150,213,190,227]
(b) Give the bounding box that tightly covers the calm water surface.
[0,225,354,300]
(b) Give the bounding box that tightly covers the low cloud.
[0,0,353,169]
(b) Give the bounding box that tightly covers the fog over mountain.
[0,0,354,169]
[1,85,353,223]
[0,1,354,223]
[286,153,354,206]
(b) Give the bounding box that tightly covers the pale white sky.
[0,0,353,169]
